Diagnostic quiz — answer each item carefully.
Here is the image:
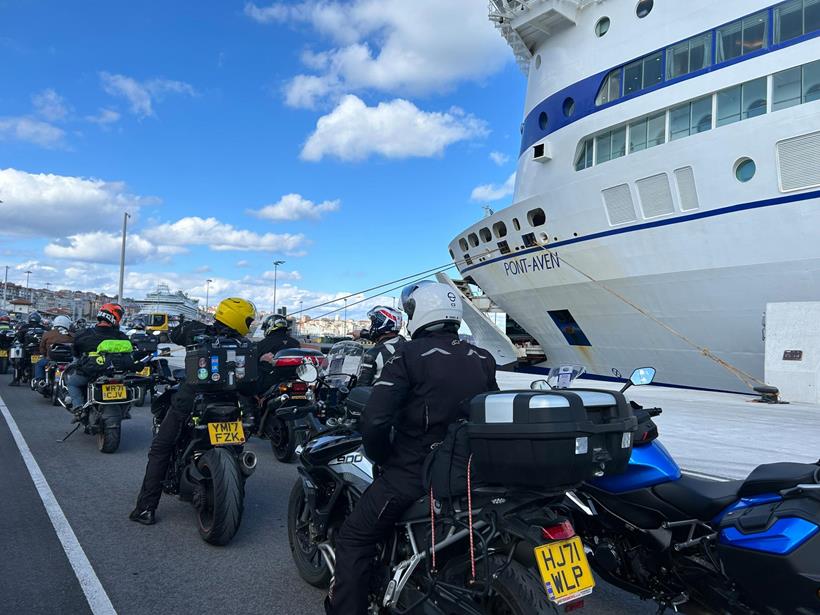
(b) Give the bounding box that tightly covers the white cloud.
[247,0,510,108]
[86,108,121,126]
[301,95,487,162]
[44,231,162,264]
[32,89,69,122]
[0,168,154,236]
[100,72,197,118]
[489,151,509,166]
[235,259,250,268]
[248,193,340,222]
[470,172,516,202]
[261,269,302,281]
[0,117,65,148]
[143,216,307,254]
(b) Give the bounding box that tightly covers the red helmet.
[97,303,124,326]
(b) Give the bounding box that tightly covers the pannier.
[47,343,74,363]
[467,389,637,491]
[185,337,258,392]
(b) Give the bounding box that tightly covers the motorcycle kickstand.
[57,423,81,442]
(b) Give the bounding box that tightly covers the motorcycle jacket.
[255,328,300,357]
[72,324,129,357]
[362,328,498,475]
[357,334,405,387]
[15,324,45,344]
[40,329,74,354]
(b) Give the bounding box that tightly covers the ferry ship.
[135,284,200,320]
[450,0,820,392]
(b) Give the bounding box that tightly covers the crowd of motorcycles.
[3,318,820,614]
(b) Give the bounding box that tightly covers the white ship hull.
[453,1,820,392]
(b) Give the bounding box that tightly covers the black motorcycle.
[149,337,259,545]
[9,327,44,386]
[0,329,15,374]
[284,375,637,613]
[37,343,74,403]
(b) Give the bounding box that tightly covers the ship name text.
[503,252,561,277]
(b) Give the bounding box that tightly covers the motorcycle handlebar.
[275,404,317,421]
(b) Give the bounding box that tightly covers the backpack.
[422,420,471,501]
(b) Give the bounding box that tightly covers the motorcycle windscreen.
[322,341,365,384]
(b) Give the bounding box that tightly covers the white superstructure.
[452,0,820,392]
[136,284,200,319]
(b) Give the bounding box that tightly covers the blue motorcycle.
[560,368,820,614]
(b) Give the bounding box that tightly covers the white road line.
[0,394,117,615]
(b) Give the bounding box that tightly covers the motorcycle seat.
[738,462,820,497]
[653,475,743,520]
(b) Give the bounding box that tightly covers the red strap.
[430,487,437,572]
[467,453,476,582]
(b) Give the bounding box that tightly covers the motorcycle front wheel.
[287,479,332,588]
[268,417,295,463]
[196,448,244,546]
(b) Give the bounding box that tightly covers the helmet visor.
[400,280,435,319]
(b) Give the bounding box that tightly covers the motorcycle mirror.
[152,330,161,337]
[621,367,656,392]
[530,379,551,391]
[295,362,319,384]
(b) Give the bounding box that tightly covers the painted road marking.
[0,394,116,615]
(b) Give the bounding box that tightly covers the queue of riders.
[0,282,484,615]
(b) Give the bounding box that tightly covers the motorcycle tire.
[196,448,244,546]
[287,479,332,588]
[269,417,295,463]
[134,386,146,408]
[0,358,7,374]
[51,384,59,406]
[97,425,121,454]
[480,555,558,614]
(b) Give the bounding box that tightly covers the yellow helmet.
[214,297,257,336]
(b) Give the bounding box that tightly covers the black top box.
[468,389,637,491]
[185,337,258,392]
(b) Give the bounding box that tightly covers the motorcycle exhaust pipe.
[239,451,257,477]
[317,542,336,575]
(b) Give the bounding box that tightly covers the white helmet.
[401,281,462,338]
[53,315,72,332]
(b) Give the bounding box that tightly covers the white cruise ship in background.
[450,0,820,392]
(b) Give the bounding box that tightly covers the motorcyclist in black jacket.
[256,313,301,391]
[130,297,257,526]
[356,306,405,387]
[14,311,45,343]
[326,282,498,615]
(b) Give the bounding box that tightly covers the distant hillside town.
[1,281,139,319]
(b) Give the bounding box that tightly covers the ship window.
[522,232,537,247]
[464,253,473,266]
[636,0,653,18]
[666,33,712,80]
[468,233,479,247]
[538,111,549,130]
[458,238,468,251]
[643,52,663,88]
[448,249,454,260]
[596,69,622,105]
[742,77,767,119]
[497,241,510,255]
[512,217,521,231]
[527,208,546,227]
[808,0,820,33]
[611,126,626,159]
[535,54,542,70]
[776,0,804,43]
[717,84,742,126]
[669,104,690,141]
[623,60,642,95]
[671,95,712,140]
[647,112,666,147]
[595,132,611,163]
[717,11,768,63]
[773,66,803,110]
[735,158,756,182]
[595,16,610,37]
[548,309,592,346]
[804,58,820,102]
[479,227,492,243]
[574,137,594,170]
[492,221,507,238]
[563,97,576,117]
[628,117,648,152]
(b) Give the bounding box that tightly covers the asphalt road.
[0,372,655,615]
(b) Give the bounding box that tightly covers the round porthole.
[563,97,576,117]
[595,17,610,37]
[535,54,542,69]
[735,158,756,182]
[538,111,549,131]
[636,0,653,18]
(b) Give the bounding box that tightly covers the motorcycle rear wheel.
[480,555,558,614]
[196,448,244,546]
[287,479,332,588]
[97,425,121,453]
[0,358,7,374]
[269,417,295,463]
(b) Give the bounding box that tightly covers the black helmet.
[261,314,290,337]
[27,312,42,326]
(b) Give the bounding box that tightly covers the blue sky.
[0,0,523,317]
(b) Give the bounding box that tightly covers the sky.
[0,0,524,319]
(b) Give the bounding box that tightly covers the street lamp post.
[205,279,212,312]
[344,297,348,333]
[24,270,32,305]
[2,265,8,311]
[117,212,130,303]
[272,260,285,315]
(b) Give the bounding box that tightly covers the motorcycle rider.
[256,314,301,388]
[10,312,46,384]
[34,315,73,386]
[326,282,498,615]
[130,297,257,526]
[356,306,405,387]
[66,304,129,409]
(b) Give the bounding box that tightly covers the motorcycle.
[129,330,160,407]
[9,327,44,387]
[284,364,637,613]
[0,328,15,374]
[562,367,820,614]
[38,342,74,405]
[149,335,259,545]
[255,347,324,462]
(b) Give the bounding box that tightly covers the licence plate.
[0,350,7,358]
[208,420,246,446]
[31,354,42,364]
[137,366,151,377]
[101,384,127,401]
[534,536,595,604]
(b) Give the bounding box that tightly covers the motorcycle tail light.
[291,381,308,394]
[564,599,585,611]
[542,520,575,540]
[274,357,303,367]
[278,383,289,393]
